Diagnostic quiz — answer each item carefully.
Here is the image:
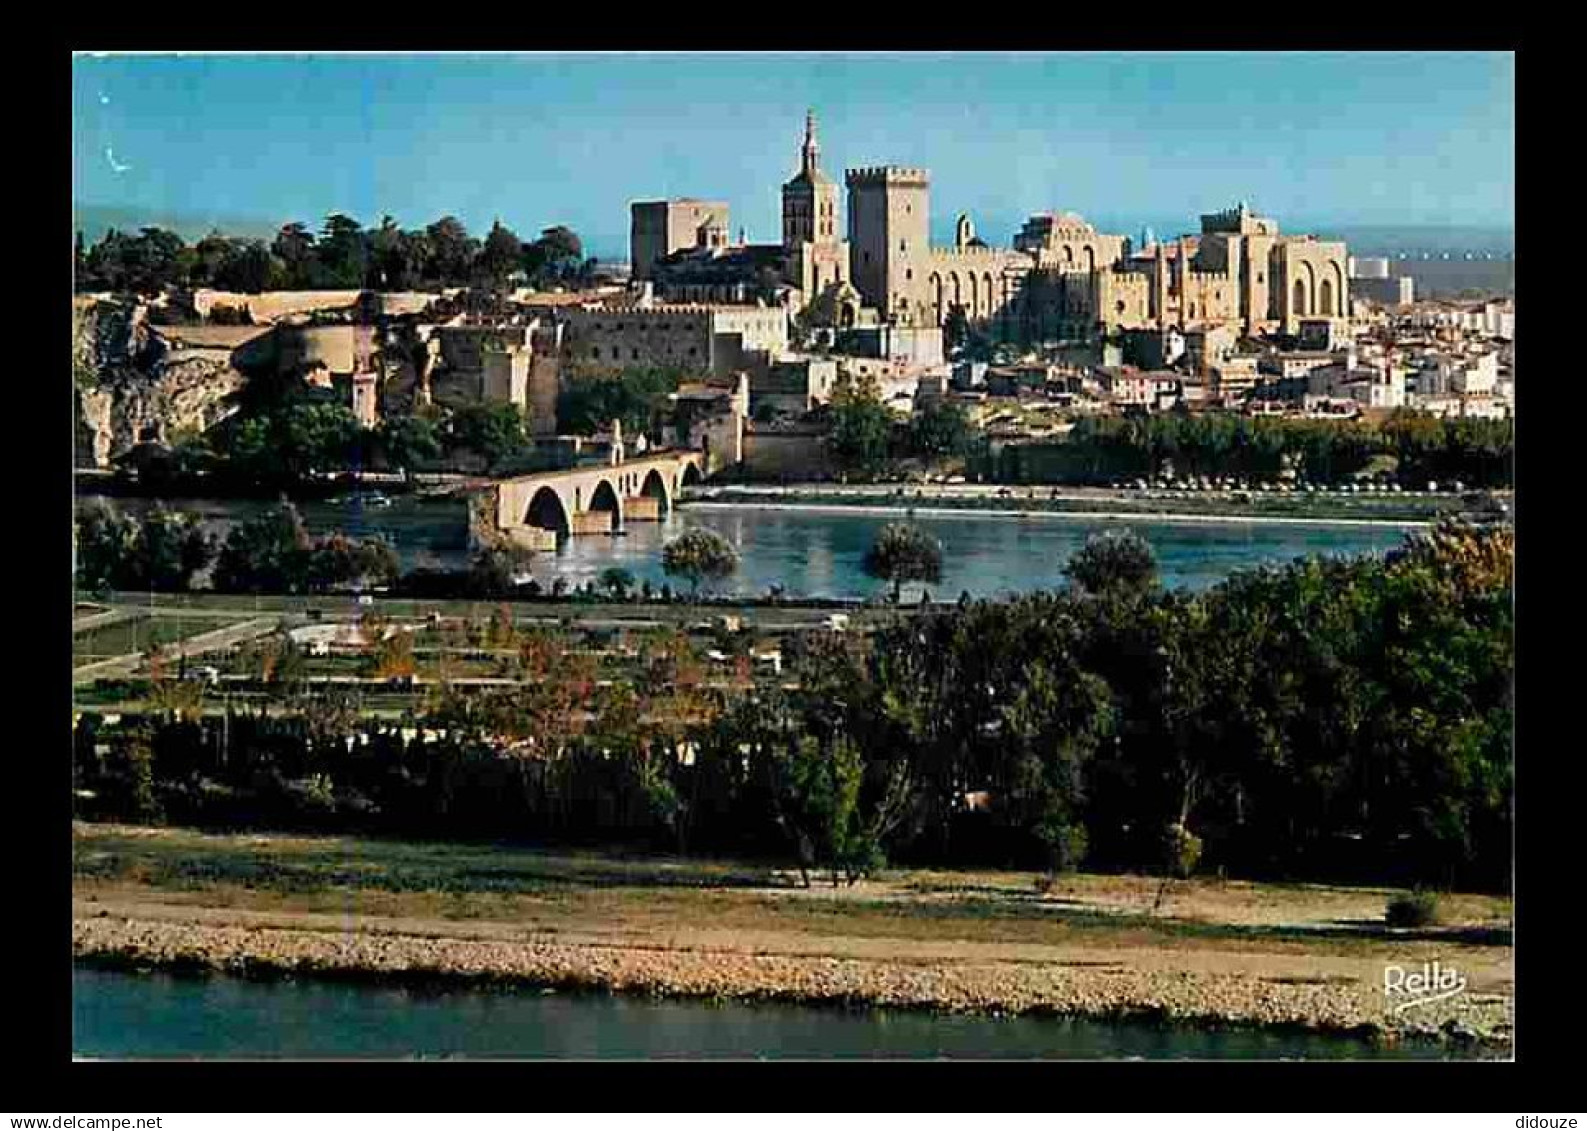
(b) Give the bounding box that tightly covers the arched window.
[1319,280,1334,317]
[1293,280,1307,316]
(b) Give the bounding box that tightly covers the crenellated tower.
[845,166,930,323]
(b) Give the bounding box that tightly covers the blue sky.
[73,52,1515,259]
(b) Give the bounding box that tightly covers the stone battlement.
[845,166,930,185]
[928,244,1015,260]
[565,305,714,322]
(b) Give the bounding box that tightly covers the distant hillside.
[1392,258,1516,300]
[74,203,284,243]
[1310,225,1514,258]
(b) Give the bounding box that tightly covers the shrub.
[1386,890,1442,929]
[1164,822,1202,879]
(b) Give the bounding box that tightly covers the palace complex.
[633,111,1350,349]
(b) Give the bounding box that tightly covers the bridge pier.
[506,527,558,552]
[624,496,664,522]
[570,510,615,535]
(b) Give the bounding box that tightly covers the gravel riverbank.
[73,913,1511,1051]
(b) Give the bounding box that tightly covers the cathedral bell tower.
[782,109,839,249]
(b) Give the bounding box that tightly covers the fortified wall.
[191,289,436,323]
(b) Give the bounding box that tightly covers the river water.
[73,967,1468,1060]
[83,494,1417,600]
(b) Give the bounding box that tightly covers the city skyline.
[73,52,1515,258]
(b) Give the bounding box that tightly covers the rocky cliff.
[74,297,249,467]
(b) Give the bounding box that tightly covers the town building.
[641,113,851,314]
[630,200,732,282]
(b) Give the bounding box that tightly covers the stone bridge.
[473,449,709,549]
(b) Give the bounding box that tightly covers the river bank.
[686,500,1435,530]
[73,824,1513,1053]
[690,483,1490,526]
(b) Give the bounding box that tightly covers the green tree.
[828,372,893,475]
[910,400,973,459]
[478,220,524,291]
[305,533,399,593]
[523,225,585,287]
[137,504,215,591]
[123,227,186,294]
[110,728,163,824]
[942,304,971,353]
[425,216,478,286]
[216,240,281,293]
[213,502,313,593]
[271,222,318,288]
[376,415,442,481]
[366,216,402,290]
[74,500,212,592]
[761,729,889,888]
[75,499,139,591]
[470,539,536,597]
[316,214,368,288]
[662,528,739,600]
[862,522,944,603]
[448,403,528,471]
[1063,531,1160,598]
[599,566,637,601]
[557,367,684,436]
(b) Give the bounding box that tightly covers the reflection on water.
[86,494,1418,600]
[73,967,1466,1061]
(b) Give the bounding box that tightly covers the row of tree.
[825,374,977,473]
[128,400,546,488]
[77,498,748,603]
[74,520,1512,891]
[556,367,690,438]
[75,217,593,296]
[76,499,399,595]
[1032,412,1514,487]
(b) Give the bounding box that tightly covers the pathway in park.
[72,617,281,687]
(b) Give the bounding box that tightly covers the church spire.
[801,108,819,176]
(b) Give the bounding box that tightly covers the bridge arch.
[525,485,571,538]
[588,478,624,530]
[640,467,673,516]
[681,461,704,487]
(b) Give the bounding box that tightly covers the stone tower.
[782,110,839,248]
[845,166,930,324]
[350,372,379,428]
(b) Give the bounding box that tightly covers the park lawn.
[73,614,242,664]
[72,822,1512,963]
